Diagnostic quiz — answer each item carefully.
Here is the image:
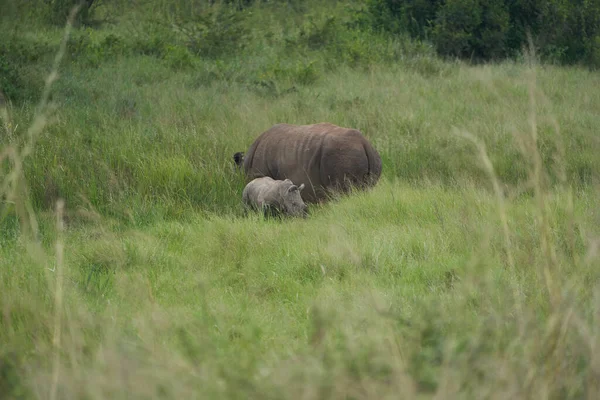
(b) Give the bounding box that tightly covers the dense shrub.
[431,0,510,60]
[0,36,51,103]
[45,0,96,26]
[362,0,600,67]
[171,6,250,58]
[289,13,435,69]
[358,0,440,39]
[0,45,25,103]
[533,0,600,66]
[66,30,129,67]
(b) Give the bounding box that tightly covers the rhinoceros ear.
[287,185,298,193]
[298,183,305,191]
[233,152,244,166]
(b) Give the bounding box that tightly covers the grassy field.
[2,1,600,399]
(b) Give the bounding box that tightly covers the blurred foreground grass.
[2,179,600,398]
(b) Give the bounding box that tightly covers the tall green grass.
[2,181,599,398]
[5,57,600,222]
[1,2,600,399]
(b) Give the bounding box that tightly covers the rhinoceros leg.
[262,204,283,220]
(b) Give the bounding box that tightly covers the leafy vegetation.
[361,0,600,66]
[1,1,599,399]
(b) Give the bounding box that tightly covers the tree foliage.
[364,0,600,67]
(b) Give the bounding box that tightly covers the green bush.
[432,0,510,60]
[66,29,129,67]
[0,46,26,103]
[362,0,600,67]
[534,0,600,66]
[0,36,51,103]
[357,0,439,38]
[171,6,250,58]
[128,20,175,59]
[163,45,196,70]
[290,14,397,68]
[45,0,96,26]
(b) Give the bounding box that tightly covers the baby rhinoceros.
[242,177,308,218]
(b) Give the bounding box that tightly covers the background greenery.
[361,0,600,65]
[1,1,600,398]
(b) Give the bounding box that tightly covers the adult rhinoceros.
[233,123,382,203]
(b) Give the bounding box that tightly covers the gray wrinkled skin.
[242,177,308,218]
[233,122,382,203]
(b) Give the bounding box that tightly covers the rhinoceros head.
[280,180,307,218]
